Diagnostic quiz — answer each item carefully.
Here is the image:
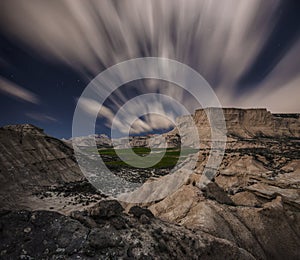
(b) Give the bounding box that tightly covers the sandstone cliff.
[176,108,300,146]
[143,108,300,259]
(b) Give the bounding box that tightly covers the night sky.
[0,0,299,138]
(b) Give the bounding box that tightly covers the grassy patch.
[98,147,198,169]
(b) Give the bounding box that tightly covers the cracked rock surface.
[0,201,255,259]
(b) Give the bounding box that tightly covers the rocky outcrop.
[0,124,83,209]
[110,108,300,259]
[65,134,112,148]
[149,175,300,259]
[112,134,180,149]
[199,108,300,139]
[175,108,300,147]
[0,200,255,259]
[146,110,300,259]
[1,107,300,259]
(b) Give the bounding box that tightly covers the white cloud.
[0,77,40,104]
[76,95,179,134]
[0,1,280,87]
[2,0,276,77]
[2,0,298,112]
[217,39,300,113]
[25,112,58,123]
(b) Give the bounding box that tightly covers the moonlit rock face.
[0,124,83,197]
[175,108,300,146]
[2,124,45,136]
[148,109,300,259]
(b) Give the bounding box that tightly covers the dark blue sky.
[0,33,88,138]
[0,0,299,138]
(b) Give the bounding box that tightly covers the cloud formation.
[25,112,57,123]
[1,0,299,126]
[218,38,300,113]
[78,95,181,135]
[0,77,40,104]
[1,1,280,78]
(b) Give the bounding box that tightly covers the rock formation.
[0,200,255,259]
[175,108,300,147]
[112,134,180,149]
[145,108,300,259]
[0,124,84,210]
[65,134,112,148]
[107,108,300,259]
[0,108,300,259]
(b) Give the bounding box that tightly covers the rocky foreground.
[0,200,254,259]
[0,108,300,259]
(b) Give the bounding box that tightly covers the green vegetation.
[98,147,199,169]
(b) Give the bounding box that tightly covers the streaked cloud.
[1,0,298,113]
[77,97,104,117]
[0,76,40,104]
[77,96,180,134]
[25,112,58,123]
[218,39,300,113]
[1,1,279,76]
